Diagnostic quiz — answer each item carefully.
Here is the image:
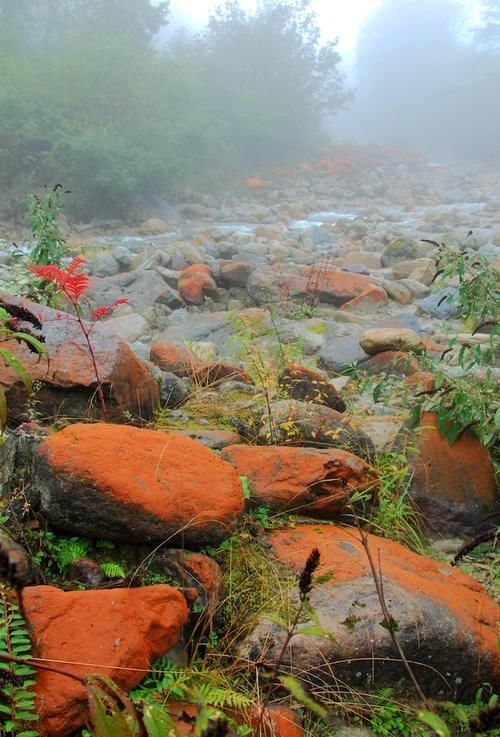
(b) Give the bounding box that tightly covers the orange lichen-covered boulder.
[241,176,266,188]
[247,266,382,307]
[178,263,218,305]
[408,412,497,535]
[165,702,303,737]
[34,424,245,547]
[404,371,436,392]
[340,285,388,311]
[190,361,253,387]
[241,524,499,698]
[221,445,378,518]
[0,296,159,424]
[150,340,200,376]
[22,584,189,737]
[358,351,419,376]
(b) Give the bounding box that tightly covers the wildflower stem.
[73,303,109,422]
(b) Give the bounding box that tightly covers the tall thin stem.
[71,298,109,422]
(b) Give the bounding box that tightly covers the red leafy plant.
[28,257,129,421]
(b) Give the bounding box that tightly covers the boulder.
[247,266,382,307]
[178,263,218,305]
[150,340,201,376]
[359,328,427,356]
[383,280,413,305]
[86,269,182,315]
[100,312,149,343]
[0,297,158,424]
[381,238,419,267]
[157,371,192,407]
[255,400,375,461]
[120,548,223,611]
[278,364,346,412]
[241,524,499,698]
[164,702,304,737]
[416,288,461,319]
[221,445,378,518]
[392,258,436,285]
[339,285,388,311]
[219,260,255,287]
[171,429,242,450]
[358,351,419,376]
[190,361,253,387]
[408,412,497,536]
[137,217,173,235]
[318,332,369,374]
[343,251,382,270]
[22,584,189,737]
[34,424,245,547]
[88,253,120,277]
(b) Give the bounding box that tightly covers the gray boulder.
[416,288,461,318]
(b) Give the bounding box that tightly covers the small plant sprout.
[28,257,129,421]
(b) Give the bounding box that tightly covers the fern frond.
[0,594,39,736]
[99,562,126,579]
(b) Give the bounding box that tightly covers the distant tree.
[72,0,169,42]
[339,0,476,158]
[196,0,349,163]
[0,0,169,45]
[476,0,500,49]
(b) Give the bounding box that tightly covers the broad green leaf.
[436,411,449,439]
[0,386,6,434]
[15,712,39,721]
[240,476,250,499]
[418,711,451,737]
[13,666,38,676]
[0,348,32,391]
[435,373,445,390]
[87,676,141,737]
[279,676,327,718]
[16,731,40,737]
[295,624,335,642]
[446,421,462,445]
[142,702,177,737]
[9,332,46,355]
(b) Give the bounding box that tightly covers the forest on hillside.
[0,0,500,219]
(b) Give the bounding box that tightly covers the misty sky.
[167,0,484,56]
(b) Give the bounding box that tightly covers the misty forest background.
[0,0,499,220]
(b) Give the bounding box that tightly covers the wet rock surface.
[241,524,499,699]
[34,423,245,547]
[1,150,499,737]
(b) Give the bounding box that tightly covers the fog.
[0,0,498,219]
[331,0,500,162]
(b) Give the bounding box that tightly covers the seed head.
[299,547,321,601]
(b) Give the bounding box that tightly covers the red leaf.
[66,256,87,275]
[92,306,111,320]
[108,298,129,309]
[92,298,129,321]
[28,264,66,286]
[63,274,90,300]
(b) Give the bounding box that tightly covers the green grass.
[368,452,429,553]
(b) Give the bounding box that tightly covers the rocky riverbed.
[0,147,498,737]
